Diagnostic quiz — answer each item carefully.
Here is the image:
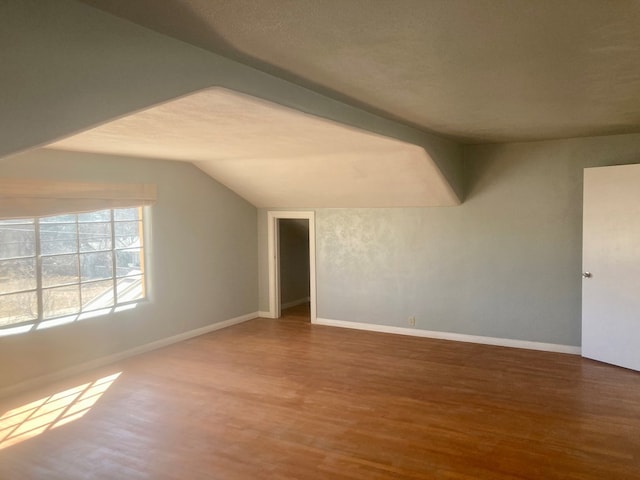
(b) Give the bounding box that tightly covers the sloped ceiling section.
[80,0,640,143]
[46,88,459,208]
[1,0,463,205]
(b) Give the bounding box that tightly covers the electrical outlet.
[408,316,416,327]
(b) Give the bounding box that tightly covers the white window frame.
[0,207,148,334]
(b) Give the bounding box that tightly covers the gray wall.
[258,133,640,347]
[0,149,258,390]
[278,219,310,305]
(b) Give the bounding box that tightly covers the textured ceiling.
[46,89,459,207]
[79,0,640,143]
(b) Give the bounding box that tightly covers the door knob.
[582,272,592,279]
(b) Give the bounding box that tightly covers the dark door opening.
[277,218,310,322]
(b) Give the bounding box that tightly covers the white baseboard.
[0,311,259,399]
[258,311,275,318]
[281,297,310,310]
[314,318,581,355]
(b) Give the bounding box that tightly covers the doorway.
[267,211,316,322]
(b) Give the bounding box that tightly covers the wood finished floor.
[1,304,639,479]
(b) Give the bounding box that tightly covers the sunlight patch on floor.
[0,372,121,449]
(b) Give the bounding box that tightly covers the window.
[0,207,146,331]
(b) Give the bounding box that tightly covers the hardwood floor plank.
[0,305,639,479]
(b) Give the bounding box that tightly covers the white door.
[582,164,640,371]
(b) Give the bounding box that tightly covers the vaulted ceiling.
[80,0,640,144]
[47,89,459,207]
[3,1,640,209]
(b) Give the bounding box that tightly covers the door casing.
[267,211,316,321]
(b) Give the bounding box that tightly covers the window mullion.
[34,219,43,321]
[111,210,117,304]
[76,217,82,311]
[139,207,146,299]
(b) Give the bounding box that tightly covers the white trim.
[0,311,258,399]
[267,211,317,323]
[258,310,275,318]
[281,297,311,310]
[314,318,581,355]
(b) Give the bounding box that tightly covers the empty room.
[1,1,639,479]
